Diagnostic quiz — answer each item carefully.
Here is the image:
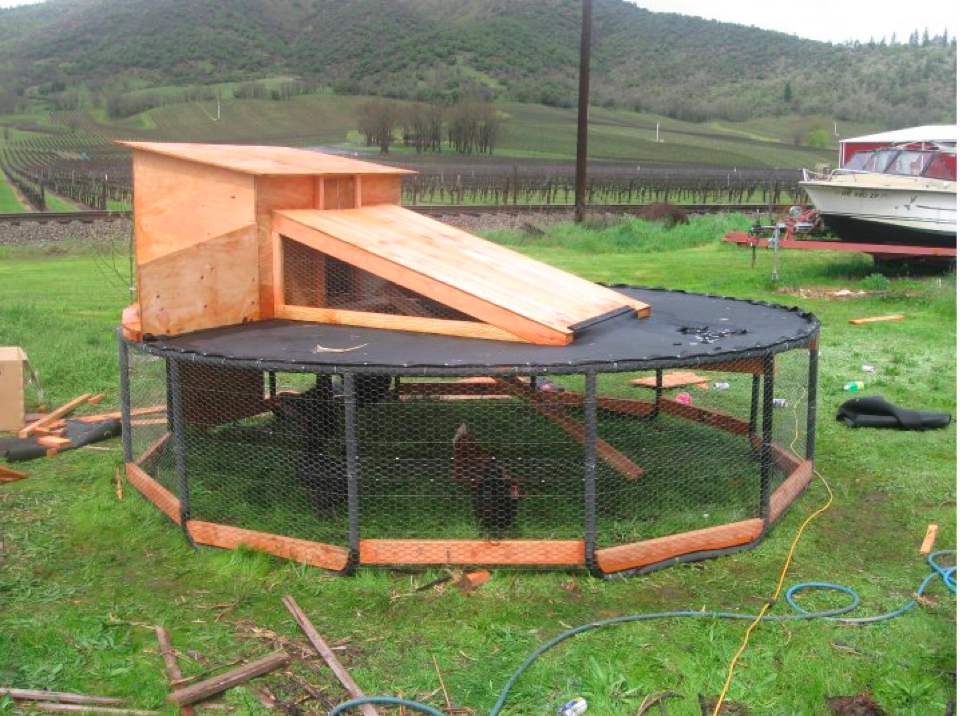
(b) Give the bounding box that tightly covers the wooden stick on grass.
[281,595,380,716]
[849,314,905,325]
[0,688,125,706]
[8,704,158,715]
[18,393,91,438]
[154,626,196,716]
[166,651,290,708]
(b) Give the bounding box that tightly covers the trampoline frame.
[118,319,819,579]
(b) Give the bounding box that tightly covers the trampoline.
[120,286,819,577]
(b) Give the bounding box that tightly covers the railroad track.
[0,203,788,225]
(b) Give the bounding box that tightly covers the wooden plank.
[360,175,402,205]
[255,175,315,318]
[493,379,643,479]
[273,212,574,346]
[631,371,709,389]
[187,520,350,571]
[849,314,905,325]
[139,224,260,337]
[281,596,380,716]
[130,151,256,265]
[136,432,172,466]
[36,436,73,449]
[18,394,91,438]
[121,303,142,341]
[74,406,166,423]
[0,688,124,706]
[656,398,751,436]
[595,519,764,573]
[126,462,181,524]
[120,142,416,177]
[274,207,648,343]
[359,539,585,566]
[275,304,526,343]
[155,627,196,716]
[920,524,939,555]
[695,357,766,375]
[178,363,266,427]
[0,465,28,483]
[769,460,814,523]
[398,381,510,397]
[166,651,290,707]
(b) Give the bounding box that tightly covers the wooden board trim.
[694,358,766,375]
[769,460,814,523]
[275,304,527,343]
[186,520,350,571]
[595,518,764,573]
[273,211,577,345]
[493,379,644,479]
[359,539,585,566]
[136,432,172,467]
[398,381,510,397]
[125,462,181,524]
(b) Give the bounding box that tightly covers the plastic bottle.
[861,365,876,374]
[773,398,788,408]
[557,698,588,716]
[843,381,866,392]
[713,382,730,390]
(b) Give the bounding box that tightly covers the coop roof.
[119,141,416,176]
[272,204,650,345]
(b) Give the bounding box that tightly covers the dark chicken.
[472,459,522,533]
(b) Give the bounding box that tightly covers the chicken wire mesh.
[121,337,817,577]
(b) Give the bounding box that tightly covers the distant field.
[0,170,26,211]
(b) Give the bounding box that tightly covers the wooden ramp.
[272,205,649,345]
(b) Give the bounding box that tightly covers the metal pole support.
[583,371,602,576]
[168,360,195,548]
[342,373,360,575]
[806,340,819,461]
[117,331,133,463]
[760,354,775,525]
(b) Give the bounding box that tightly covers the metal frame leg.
[760,354,775,526]
[583,371,602,576]
[806,341,819,461]
[117,332,133,463]
[343,373,360,574]
[168,360,195,547]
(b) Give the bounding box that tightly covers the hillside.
[0,0,955,127]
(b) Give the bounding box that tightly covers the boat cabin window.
[844,149,897,173]
[888,150,931,177]
[924,152,957,181]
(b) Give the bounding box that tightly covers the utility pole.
[574,0,593,224]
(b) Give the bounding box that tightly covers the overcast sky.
[628,0,957,44]
[0,0,957,45]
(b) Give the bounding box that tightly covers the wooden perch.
[0,465,29,484]
[281,595,380,716]
[0,688,124,706]
[493,378,643,479]
[18,393,91,438]
[849,314,905,325]
[155,626,196,716]
[166,651,290,707]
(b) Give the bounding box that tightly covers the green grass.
[0,171,26,211]
[0,218,955,715]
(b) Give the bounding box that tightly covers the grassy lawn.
[0,218,955,715]
[0,171,26,212]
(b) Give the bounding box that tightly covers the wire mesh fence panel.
[127,348,176,498]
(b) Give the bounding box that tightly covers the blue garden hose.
[329,551,956,716]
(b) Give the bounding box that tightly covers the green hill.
[0,0,955,127]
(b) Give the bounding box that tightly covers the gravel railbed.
[0,218,132,246]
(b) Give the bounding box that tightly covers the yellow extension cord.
[711,390,834,716]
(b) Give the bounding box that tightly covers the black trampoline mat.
[140,286,818,372]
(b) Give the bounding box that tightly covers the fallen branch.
[281,595,379,716]
[11,704,157,715]
[154,626,196,716]
[0,688,124,706]
[166,651,290,707]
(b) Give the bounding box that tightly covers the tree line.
[356,99,502,155]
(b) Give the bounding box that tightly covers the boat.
[799,126,957,250]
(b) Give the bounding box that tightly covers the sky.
[628,0,958,45]
[0,0,956,45]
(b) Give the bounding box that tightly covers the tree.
[356,100,399,154]
[783,81,793,103]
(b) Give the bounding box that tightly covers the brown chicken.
[453,424,522,533]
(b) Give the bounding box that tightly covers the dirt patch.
[826,693,887,715]
[775,287,874,301]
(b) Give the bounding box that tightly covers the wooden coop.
[119,142,819,577]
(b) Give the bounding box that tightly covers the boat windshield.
[842,148,957,181]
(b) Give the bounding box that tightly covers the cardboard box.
[0,346,27,432]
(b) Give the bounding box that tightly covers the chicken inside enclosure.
[453,423,523,534]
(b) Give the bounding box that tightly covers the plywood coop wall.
[122,142,648,344]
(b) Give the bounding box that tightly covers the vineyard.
[0,97,825,211]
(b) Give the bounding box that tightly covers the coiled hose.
[329,551,956,716]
